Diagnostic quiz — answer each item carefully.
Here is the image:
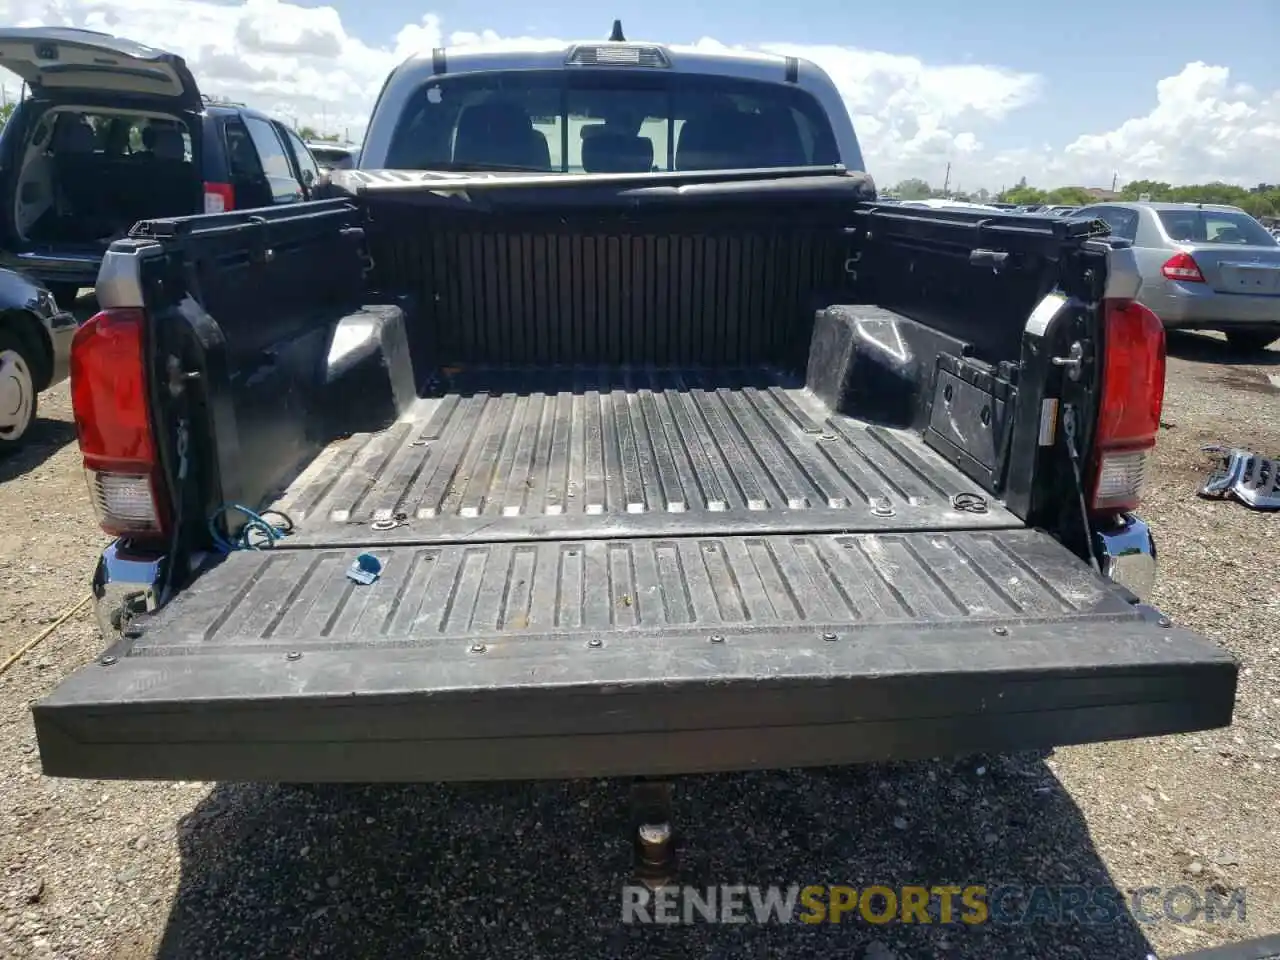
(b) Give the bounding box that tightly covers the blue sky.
[7,0,1279,189]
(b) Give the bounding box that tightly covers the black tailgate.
[34,528,1237,782]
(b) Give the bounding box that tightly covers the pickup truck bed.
[33,176,1238,783]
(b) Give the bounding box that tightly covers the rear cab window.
[384,70,840,173]
[1157,209,1278,246]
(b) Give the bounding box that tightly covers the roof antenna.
[609,19,626,42]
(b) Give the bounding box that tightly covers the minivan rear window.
[384,69,839,174]
[1157,210,1278,246]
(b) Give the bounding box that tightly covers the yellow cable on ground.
[0,594,93,678]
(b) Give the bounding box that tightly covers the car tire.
[1225,329,1279,353]
[0,328,39,451]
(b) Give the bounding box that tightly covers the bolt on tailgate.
[32,528,1237,783]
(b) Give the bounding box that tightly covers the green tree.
[995,179,1280,221]
[1238,194,1276,219]
[999,185,1047,205]
[889,178,933,200]
[297,124,341,143]
[1118,179,1172,201]
[1045,186,1096,206]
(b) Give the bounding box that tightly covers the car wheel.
[0,329,39,450]
[1225,329,1279,352]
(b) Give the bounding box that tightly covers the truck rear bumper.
[43,528,1236,783]
[1093,513,1157,602]
[90,541,166,640]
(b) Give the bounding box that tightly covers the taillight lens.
[203,181,235,214]
[70,308,168,540]
[1161,251,1204,283]
[1090,299,1166,514]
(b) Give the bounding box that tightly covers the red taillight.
[1161,251,1204,283]
[70,308,168,540]
[1090,299,1166,515]
[204,181,235,213]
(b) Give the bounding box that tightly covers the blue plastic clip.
[346,552,382,585]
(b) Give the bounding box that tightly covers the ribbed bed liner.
[271,367,1018,545]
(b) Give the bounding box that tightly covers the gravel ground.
[1,332,1277,960]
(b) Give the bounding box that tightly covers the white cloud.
[2,0,435,137]
[1059,62,1280,187]
[1,0,1276,191]
[704,39,1042,185]
[956,62,1280,193]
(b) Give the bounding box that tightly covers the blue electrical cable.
[208,504,295,553]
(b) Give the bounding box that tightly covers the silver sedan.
[1070,201,1280,352]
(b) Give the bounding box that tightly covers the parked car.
[0,27,325,308]
[1042,205,1081,218]
[1072,201,1280,351]
[34,33,1235,797]
[306,141,360,171]
[0,267,77,450]
[899,198,1006,213]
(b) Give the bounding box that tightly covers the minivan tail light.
[1161,251,1204,283]
[70,308,168,541]
[203,181,235,213]
[1090,299,1166,515]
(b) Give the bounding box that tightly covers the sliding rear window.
[383,69,839,173]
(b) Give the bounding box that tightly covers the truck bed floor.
[272,367,1018,545]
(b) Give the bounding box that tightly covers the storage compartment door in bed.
[924,353,1017,492]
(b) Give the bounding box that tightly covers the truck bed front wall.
[365,193,853,370]
[35,529,1237,782]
